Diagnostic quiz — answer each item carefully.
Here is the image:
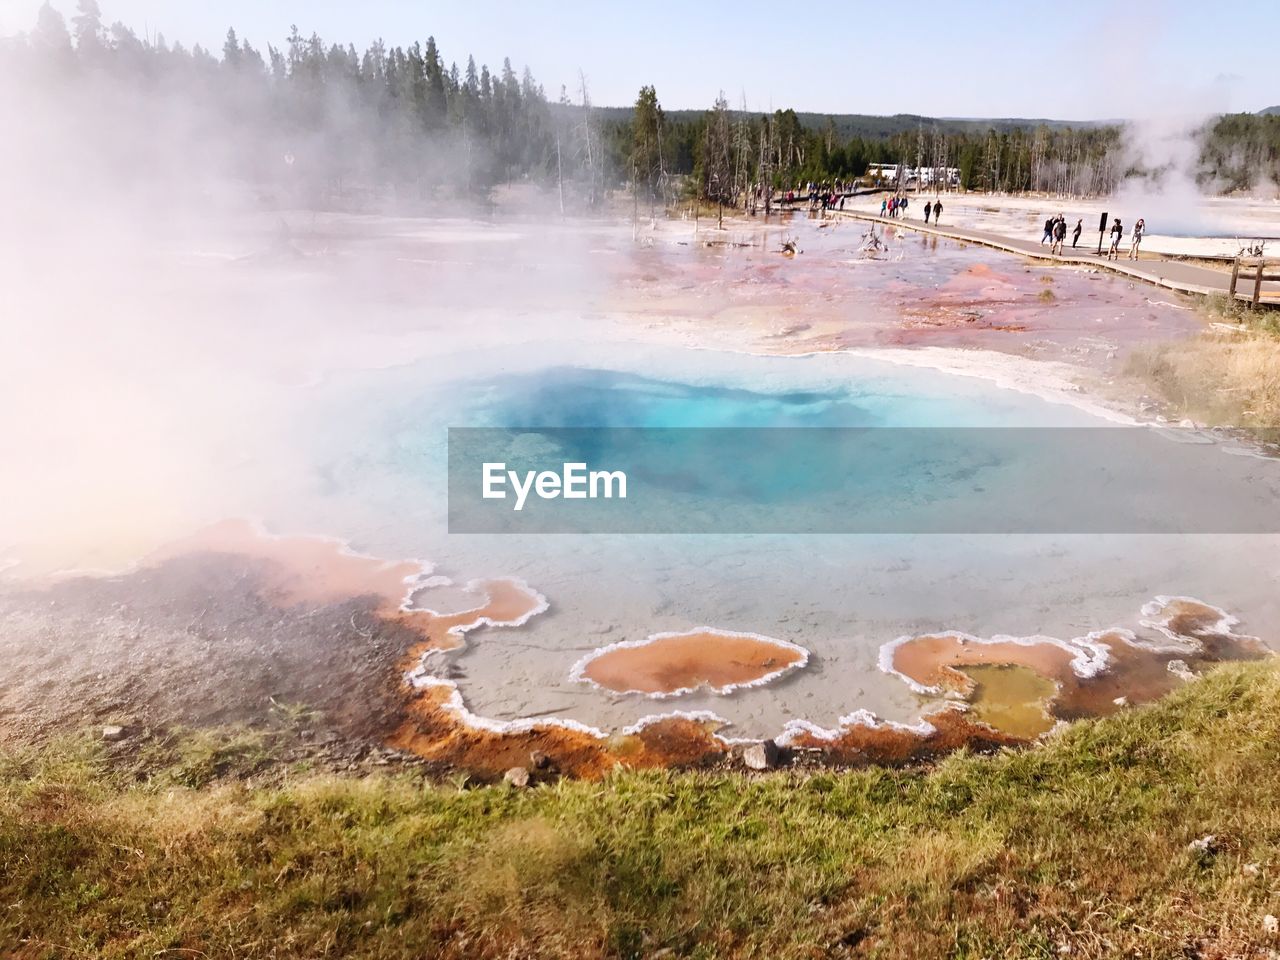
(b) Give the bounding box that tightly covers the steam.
[0,2,1274,577]
[1110,76,1236,237]
[1114,113,1219,236]
[0,13,602,575]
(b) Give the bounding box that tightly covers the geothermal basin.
[2,210,1278,774]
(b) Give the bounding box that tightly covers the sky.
[1,0,1276,118]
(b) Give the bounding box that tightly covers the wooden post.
[1229,258,1240,299]
[1253,262,1264,309]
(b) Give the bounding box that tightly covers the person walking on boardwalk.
[1128,218,1145,260]
[1051,215,1067,255]
[901,196,909,218]
[1042,216,1054,244]
[1072,218,1083,249]
[933,199,943,223]
[1108,218,1123,261]
[924,200,932,224]
[880,197,888,217]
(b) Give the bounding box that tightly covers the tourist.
[924,200,933,224]
[933,200,943,223]
[1051,215,1067,255]
[901,196,909,217]
[1042,217,1054,244]
[1108,218,1123,261]
[1072,218,1083,249]
[1129,218,1145,260]
[880,198,888,217]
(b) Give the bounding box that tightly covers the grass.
[1127,297,1280,427]
[3,663,1280,958]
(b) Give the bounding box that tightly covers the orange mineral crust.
[106,523,1272,778]
[388,683,729,779]
[570,629,809,697]
[780,705,1025,764]
[885,632,1091,696]
[881,597,1268,727]
[149,520,546,656]
[148,518,432,613]
[397,576,548,656]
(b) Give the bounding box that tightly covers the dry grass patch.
[1128,318,1280,426]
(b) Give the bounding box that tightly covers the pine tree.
[71,0,103,55]
[423,37,446,126]
[701,91,732,209]
[631,85,666,204]
[223,27,242,68]
[267,44,285,81]
[33,3,71,54]
[241,40,265,76]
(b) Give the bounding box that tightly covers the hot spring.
[4,212,1276,755]
[258,339,1280,741]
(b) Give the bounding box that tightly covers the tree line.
[4,1,1277,212]
[3,1,610,208]
[657,97,1279,208]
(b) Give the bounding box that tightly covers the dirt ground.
[0,552,423,767]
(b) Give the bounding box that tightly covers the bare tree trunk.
[555,132,564,216]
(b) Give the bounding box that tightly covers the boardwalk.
[837,210,1280,304]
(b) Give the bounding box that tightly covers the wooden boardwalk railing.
[1229,257,1280,308]
[835,210,1279,307]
